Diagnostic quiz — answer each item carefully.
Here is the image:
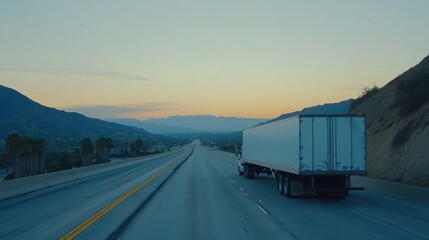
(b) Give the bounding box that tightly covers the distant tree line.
[1,134,152,180]
[3,134,115,179]
[196,132,242,154]
[44,137,115,173]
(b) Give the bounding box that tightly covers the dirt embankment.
[350,56,429,187]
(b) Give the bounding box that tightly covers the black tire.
[247,167,255,179]
[238,165,244,175]
[331,190,348,199]
[277,174,285,195]
[285,177,292,198]
[316,191,326,197]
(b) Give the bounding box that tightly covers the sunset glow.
[1,1,428,120]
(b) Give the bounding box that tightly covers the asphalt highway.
[0,144,428,240]
[121,145,429,240]
[0,145,193,240]
[195,148,429,240]
[121,144,293,240]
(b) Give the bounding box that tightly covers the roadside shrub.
[44,162,59,173]
[58,152,74,170]
[73,159,82,168]
[0,153,8,168]
[392,70,429,116]
[4,174,14,181]
[350,85,379,111]
[391,121,416,149]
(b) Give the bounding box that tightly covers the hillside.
[261,99,352,125]
[143,115,268,133]
[0,85,152,143]
[350,55,429,187]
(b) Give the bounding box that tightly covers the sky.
[1,0,428,120]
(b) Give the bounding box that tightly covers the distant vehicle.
[238,115,366,198]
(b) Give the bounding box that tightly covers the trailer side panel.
[242,116,300,174]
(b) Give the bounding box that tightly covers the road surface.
[120,144,292,240]
[119,146,429,240]
[0,145,193,240]
[0,144,428,240]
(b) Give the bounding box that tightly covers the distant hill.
[142,115,268,133]
[106,118,199,134]
[0,85,152,143]
[350,55,429,187]
[261,99,352,125]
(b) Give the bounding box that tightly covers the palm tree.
[96,137,113,163]
[33,138,47,174]
[81,138,94,166]
[5,133,21,179]
[20,137,47,177]
[5,134,48,178]
[73,148,82,167]
[130,139,144,157]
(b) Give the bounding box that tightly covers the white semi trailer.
[238,115,366,198]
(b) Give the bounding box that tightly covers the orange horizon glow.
[1,1,428,120]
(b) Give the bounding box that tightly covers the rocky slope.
[350,55,429,187]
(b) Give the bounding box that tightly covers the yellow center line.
[60,151,189,240]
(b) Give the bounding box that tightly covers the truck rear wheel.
[238,165,244,175]
[247,167,255,179]
[277,174,285,195]
[331,190,348,199]
[285,177,292,198]
[244,166,255,179]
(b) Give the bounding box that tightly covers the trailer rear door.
[300,117,329,172]
[300,116,366,174]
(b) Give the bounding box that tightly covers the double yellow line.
[60,152,188,240]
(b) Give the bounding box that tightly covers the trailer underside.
[238,162,364,198]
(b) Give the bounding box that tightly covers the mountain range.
[261,99,352,125]
[106,118,199,135]
[107,100,352,135]
[108,116,269,134]
[0,85,153,144]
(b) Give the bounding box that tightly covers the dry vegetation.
[350,55,429,187]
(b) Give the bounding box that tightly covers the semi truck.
[238,115,366,198]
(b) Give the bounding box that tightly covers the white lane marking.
[206,153,251,198]
[256,204,269,215]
